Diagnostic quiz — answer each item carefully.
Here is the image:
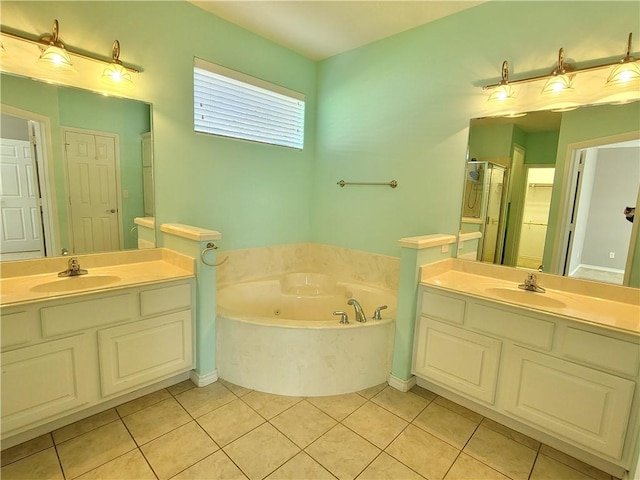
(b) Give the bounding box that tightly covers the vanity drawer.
[41,294,135,338]
[468,303,555,350]
[561,327,640,377]
[139,283,192,317]
[1,310,34,349]
[420,290,466,325]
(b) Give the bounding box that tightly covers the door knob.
[107,209,116,213]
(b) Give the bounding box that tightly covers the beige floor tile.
[444,453,509,480]
[413,402,479,449]
[433,396,484,423]
[357,452,425,480]
[220,378,253,397]
[53,409,119,444]
[305,424,380,480]
[173,451,248,480]
[0,433,53,467]
[386,425,459,480]
[370,387,428,421]
[271,400,337,448]
[266,452,335,480]
[307,393,366,421]
[539,445,611,480]
[197,398,265,447]
[116,388,172,417]
[241,391,303,420]
[224,423,299,479]
[342,402,407,449]
[0,447,63,480]
[410,385,437,402]
[464,426,537,480]
[122,397,192,445]
[175,382,237,418]
[75,449,156,480]
[530,454,596,480]
[167,379,197,396]
[57,421,136,479]
[141,421,218,480]
[480,418,540,450]
[357,383,387,399]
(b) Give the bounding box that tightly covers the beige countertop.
[1,249,195,307]
[420,259,640,336]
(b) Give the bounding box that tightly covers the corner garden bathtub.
[216,273,396,396]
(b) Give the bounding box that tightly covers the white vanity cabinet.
[0,278,194,439]
[413,285,640,470]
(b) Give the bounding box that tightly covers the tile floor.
[0,379,619,480]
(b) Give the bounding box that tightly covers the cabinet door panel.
[98,310,193,396]
[413,318,501,404]
[502,346,634,459]
[1,335,90,434]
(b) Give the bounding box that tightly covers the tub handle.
[333,311,349,325]
[372,305,388,320]
[201,242,230,267]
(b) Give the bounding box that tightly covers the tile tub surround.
[421,258,640,335]
[216,243,400,291]
[0,380,619,480]
[0,248,194,305]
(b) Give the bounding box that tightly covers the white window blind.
[194,58,305,149]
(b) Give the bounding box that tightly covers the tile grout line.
[115,406,160,480]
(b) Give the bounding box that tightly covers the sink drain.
[274,309,281,316]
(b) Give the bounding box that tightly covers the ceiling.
[189,1,484,60]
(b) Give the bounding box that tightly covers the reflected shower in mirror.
[0,72,154,261]
[458,100,640,287]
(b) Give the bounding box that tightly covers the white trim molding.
[388,374,417,392]
[190,369,218,387]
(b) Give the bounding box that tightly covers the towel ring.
[201,242,229,267]
[130,225,138,237]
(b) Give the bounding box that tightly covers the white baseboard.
[388,374,416,392]
[575,263,624,274]
[190,369,218,387]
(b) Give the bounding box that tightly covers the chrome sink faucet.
[518,273,546,293]
[347,298,367,323]
[58,257,88,277]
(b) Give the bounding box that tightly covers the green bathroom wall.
[313,1,640,259]
[1,73,149,251]
[468,123,514,160]
[525,131,560,165]
[0,0,317,252]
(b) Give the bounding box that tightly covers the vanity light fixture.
[36,19,75,73]
[102,40,134,88]
[487,61,516,104]
[0,19,140,86]
[605,33,640,87]
[540,48,574,95]
[483,32,640,110]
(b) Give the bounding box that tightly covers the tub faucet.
[347,299,367,323]
[333,311,349,324]
[372,305,388,320]
[518,273,545,293]
[58,257,88,277]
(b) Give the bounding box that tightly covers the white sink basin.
[484,287,567,309]
[30,275,121,293]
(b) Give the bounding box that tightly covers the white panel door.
[1,335,90,434]
[501,346,635,459]
[65,131,120,253]
[0,138,44,257]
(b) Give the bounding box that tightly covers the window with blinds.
[194,58,305,149]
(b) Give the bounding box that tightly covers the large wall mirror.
[0,72,155,261]
[459,100,640,287]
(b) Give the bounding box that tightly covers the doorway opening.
[516,167,555,270]
[0,111,55,260]
[559,137,640,285]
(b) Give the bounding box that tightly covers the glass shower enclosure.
[461,160,509,263]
